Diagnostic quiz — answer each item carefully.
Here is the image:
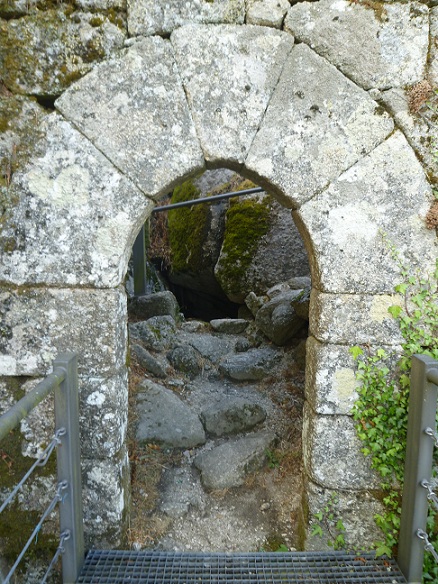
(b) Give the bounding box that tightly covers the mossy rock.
[0,9,125,97]
[167,180,211,274]
[214,193,272,303]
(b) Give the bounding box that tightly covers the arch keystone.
[171,24,294,169]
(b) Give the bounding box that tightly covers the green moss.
[0,501,58,568]
[89,15,105,27]
[215,195,272,298]
[168,180,210,273]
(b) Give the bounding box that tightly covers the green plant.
[350,253,438,568]
[311,493,346,550]
[265,448,283,469]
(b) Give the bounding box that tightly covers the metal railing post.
[133,224,147,297]
[398,354,438,584]
[54,352,84,584]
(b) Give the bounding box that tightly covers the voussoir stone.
[245,43,393,208]
[219,347,281,380]
[295,132,437,294]
[136,380,206,448]
[128,291,180,321]
[382,88,438,183]
[284,0,429,91]
[171,24,294,168]
[201,397,267,437]
[194,431,275,489]
[0,114,153,288]
[55,36,204,198]
[128,0,245,37]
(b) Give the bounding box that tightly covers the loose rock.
[194,431,276,489]
[136,380,206,448]
[201,397,267,437]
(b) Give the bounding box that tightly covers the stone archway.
[0,24,436,548]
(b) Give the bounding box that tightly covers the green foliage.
[167,180,210,273]
[311,493,346,550]
[350,253,438,576]
[215,194,272,298]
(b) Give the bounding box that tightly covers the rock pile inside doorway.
[127,288,307,552]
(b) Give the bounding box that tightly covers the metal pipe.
[152,186,264,213]
[398,354,438,584]
[54,352,84,584]
[0,367,66,443]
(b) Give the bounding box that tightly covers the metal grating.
[77,550,407,583]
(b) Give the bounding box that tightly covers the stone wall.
[1,0,437,557]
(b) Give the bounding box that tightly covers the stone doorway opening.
[125,169,311,552]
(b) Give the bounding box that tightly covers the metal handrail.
[398,354,438,584]
[0,353,84,584]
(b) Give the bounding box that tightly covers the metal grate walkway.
[77,550,407,583]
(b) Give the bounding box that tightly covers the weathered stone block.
[0,10,126,96]
[305,480,385,551]
[82,449,130,547]
[309,289,404,345]
[1,114,153,288]
[382,87,438,183]
[305,337,359,415]
[303,403,380,490]
[0,287,127,377]
[247,0,290,28]
[56,36,204,198]
[128,0,245,36]
[285,0,429,90]
[430,7,438,86]
[171,24,294,168]
[295,132,437,294]
[245,43,393,208]
[79,370,128,458]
